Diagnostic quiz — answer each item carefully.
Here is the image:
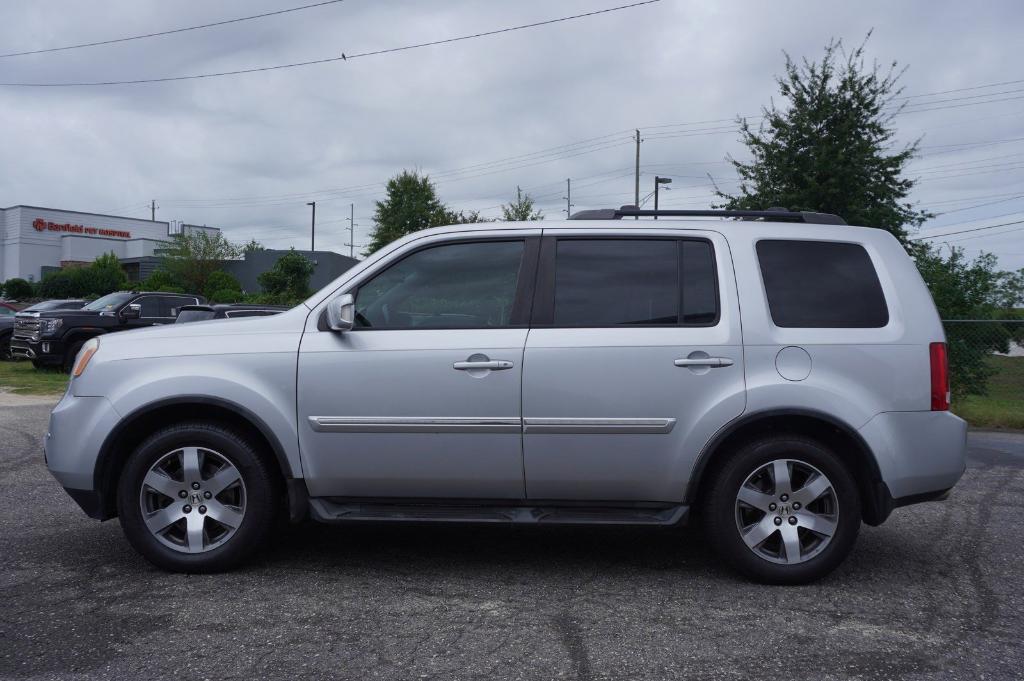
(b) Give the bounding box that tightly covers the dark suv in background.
[175,303,288,324]
[12,291,204,370]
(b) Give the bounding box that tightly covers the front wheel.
[117,421,278,572]
[703,435,861,584]
[62,341,84,373]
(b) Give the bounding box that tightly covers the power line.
[910,217,1024,241]
[0,1,662,87]
[0,0,349,59]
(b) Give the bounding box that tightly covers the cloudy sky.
[1,0,1023,269]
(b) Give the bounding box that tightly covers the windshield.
[82,292,133,312]
[175,309,216,324]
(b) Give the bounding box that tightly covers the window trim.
[530,235,721,329]
[333,236,541,332]
[755,238,890,329]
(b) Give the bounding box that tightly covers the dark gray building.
[221,249,359,294]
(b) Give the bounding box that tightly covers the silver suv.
[44,208,966,583]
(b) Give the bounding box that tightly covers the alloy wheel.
[138,446,247,554]
[734,458,838,565]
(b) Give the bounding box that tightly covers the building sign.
[32,217,131,239]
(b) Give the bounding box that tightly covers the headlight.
[41,318,63,335]
[72,338,100,378]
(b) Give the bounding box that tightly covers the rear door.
[521,229,745,502]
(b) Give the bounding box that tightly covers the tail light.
[930,342,949,411]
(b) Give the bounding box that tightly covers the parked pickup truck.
[12,290,204,371]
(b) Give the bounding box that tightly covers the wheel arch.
[687,408,893,525]
[93,396,300,521]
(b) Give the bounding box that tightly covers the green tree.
[257,249,314,302]
[4,278,33,300]
[501,186,544,221]
[716,35,928,242]
[142,269,184,293]
[242,239,266,254]
[39,252,126,298]
[159,230,240,295]
[203,270,243,301]
[366,170,486,253]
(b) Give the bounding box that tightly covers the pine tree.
[717,35,928,242]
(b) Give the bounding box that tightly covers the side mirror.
[325,294,355,332]
[120,303,142,320]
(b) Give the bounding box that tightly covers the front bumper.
[44,392,122,519]
[859,410,968,503]
[11,337,63,363]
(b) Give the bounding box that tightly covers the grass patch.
[954,355,1024,430]
[0,360,69,395]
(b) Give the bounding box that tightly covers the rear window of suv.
[756,240,889,328]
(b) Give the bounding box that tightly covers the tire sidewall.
[117,422,276,572]
[705,436,861,585]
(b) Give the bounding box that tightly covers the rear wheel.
[117,421,278,572]
[703,435,861,584]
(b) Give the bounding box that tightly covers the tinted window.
[681,240,718,324]
[83,292,132,311]
[175,309,216,323]
[160,296,195,318]
[0,307,14,316]
[757,240,888,328]
[552,239,718,327]
[135,296,162,317]
[355,241,524,329]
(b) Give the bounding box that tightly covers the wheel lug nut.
[198,505,207,515]
[780,494,789,502]
[768,503,777,511]
[178,490,187,498]
[191,482,201,490]
[203,491,212,499]
[183,505,192,513]
[792,502,801,510]
[788,516,798,525]
[774,517,782,526]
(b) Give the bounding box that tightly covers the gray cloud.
[1,0,1022,268]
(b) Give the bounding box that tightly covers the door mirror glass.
[120,303,142,320]
[326,293,355,332]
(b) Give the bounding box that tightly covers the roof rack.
[567,206,847,225]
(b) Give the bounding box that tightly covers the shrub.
[142,269,179,291]
[204,271,243,300]
[257,250,313,300]
[209,288,244,303]
[2,278,32,300]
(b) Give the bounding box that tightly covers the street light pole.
[306,201,316,251]
[653,176,672,219]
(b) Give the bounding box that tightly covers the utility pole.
[563,178,573,217]
[345,203,356,259]
[150,199,156,221]
[653,176,672,219]
[306,201,316,252]
[634,129,641,219]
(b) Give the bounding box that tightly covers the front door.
[522,232,745,502]
[297,235,539,499]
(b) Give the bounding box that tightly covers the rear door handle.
[674,357,734,368]
[453,360,514,371]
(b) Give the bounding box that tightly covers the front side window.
[756,240,889,328]
[552,239,718,327]
[354,241,525,329]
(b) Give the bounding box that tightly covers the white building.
[0,205,219,282]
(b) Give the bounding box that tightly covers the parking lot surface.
[2,402,1022,680]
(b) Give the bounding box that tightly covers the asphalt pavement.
[1,402,1022,680]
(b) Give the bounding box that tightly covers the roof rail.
[567,206,847,225]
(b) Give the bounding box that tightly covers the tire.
[62,341,84,373]
[117,421,278,573]
[0,331,11,361]
[703,435,861,585]
[31,359,46,370]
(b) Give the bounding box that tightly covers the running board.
[308,499,688,526]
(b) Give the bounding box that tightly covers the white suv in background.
[43,208,966,584]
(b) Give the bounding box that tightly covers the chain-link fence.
[942,321,1024,421]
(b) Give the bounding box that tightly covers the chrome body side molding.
[524,417,676,434]
[307,416,522,433]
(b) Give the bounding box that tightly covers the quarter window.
[354,241,525,329]
[551,239,718,327]
[756,240,889,328]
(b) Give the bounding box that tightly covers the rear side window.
[551,239,718,327]
[756,240,888,328]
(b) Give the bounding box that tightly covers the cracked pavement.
[1,403,1022,680]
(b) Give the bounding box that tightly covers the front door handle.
[674,357,734,368]
[453,360,514,371]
